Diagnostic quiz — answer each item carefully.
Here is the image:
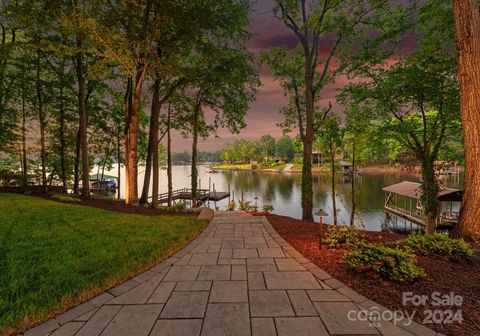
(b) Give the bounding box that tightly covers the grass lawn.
[0,193,206,335]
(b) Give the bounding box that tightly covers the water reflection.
[97,164,463,232]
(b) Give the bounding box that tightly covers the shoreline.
[212,163,425,175]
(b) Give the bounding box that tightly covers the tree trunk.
[124,77,132,203]
[350,142,356,227]
[191,102,201,207]
[73,129,80,194]
[99,145,110,193]
[452,0,480,240]
[124,67,146,205]
[117,128,121,200]
[21,94,27,189]
[140,79,161,205]
[36,49,47,193]
[420,156,439,235]
[301,51,314,221]
[151,79,161,209]
[167,103,172,206]
[75,40,89,197]
[330,143,337,225]
[59,81,67,193]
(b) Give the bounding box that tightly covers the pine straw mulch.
[265,214,480,336]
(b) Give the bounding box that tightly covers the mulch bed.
[39,193,197,217]
[266,214,480,336]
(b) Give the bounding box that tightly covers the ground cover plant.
[401,233,473,260]
[0,193,206,335]
[344,243,426,283]
[267,214,480,336]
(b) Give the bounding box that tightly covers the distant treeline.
[171,151,222,163]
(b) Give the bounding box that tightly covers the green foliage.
[323,225,359,248]
[50,193,80,203]
[155,202,187,212]
[315,116,343,159]
[221,139,259,163]
[339,0,460,231]
[262,204,274,213]
[258,135,276,159]
[276,135,294,162]
[344,243,426,283]
[402,233,473,260]
[238,200,253,212]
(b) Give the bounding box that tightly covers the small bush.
[154,202,187,212]
[344,243,426,283]
[323,225,358,248]
[402,233,473,260]
[239,200,253,211]
[227,200,236,211]
[263,204,274,213]
[51,193,81,202]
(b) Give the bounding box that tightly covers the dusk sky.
[169,0,345,152]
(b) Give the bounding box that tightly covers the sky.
[169,0,341,152]
[169,0,414,152]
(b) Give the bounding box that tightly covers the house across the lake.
[382,181,462,229]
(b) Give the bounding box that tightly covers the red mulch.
[40,193,197,217]
[266,214,480,336]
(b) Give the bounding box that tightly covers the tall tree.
[94,0,163,204]
[341,53,460,234]
[269,0,402,221]
[452,0,480,240]
[258,135,276,160]
[316,115,342,225]
[276,135,294,162]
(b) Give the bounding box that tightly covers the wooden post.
[208,177,211,208]
[213,183,217,209]
[319,215,323,250]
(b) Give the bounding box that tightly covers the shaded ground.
[0,193,205,335]
[43,193,197,217]
[267,214,480,336]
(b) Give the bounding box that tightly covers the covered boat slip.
[383,181,462,229]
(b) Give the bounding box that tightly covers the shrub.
[293,157,303,165]
[323,225,358,248]
[344,243,426,283]
[402,233,473,260]
[263,204,274,213]
[154,202,187,212]
[239,200,253,211]
[51,193,81,202]
[227,200,236,211]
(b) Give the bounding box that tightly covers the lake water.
[97,164,463,232]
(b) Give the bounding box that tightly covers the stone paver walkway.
[23,212,438,336]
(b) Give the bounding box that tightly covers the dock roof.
[382,181,462,201]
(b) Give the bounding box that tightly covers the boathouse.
[382,181,462,228]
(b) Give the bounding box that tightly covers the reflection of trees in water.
[223,171,263,197]
[311,174,328,203]
[215,170,463,230]
[272,174,296,202]
[224,171,298,203]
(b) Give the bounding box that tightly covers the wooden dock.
[151,188,230,205]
